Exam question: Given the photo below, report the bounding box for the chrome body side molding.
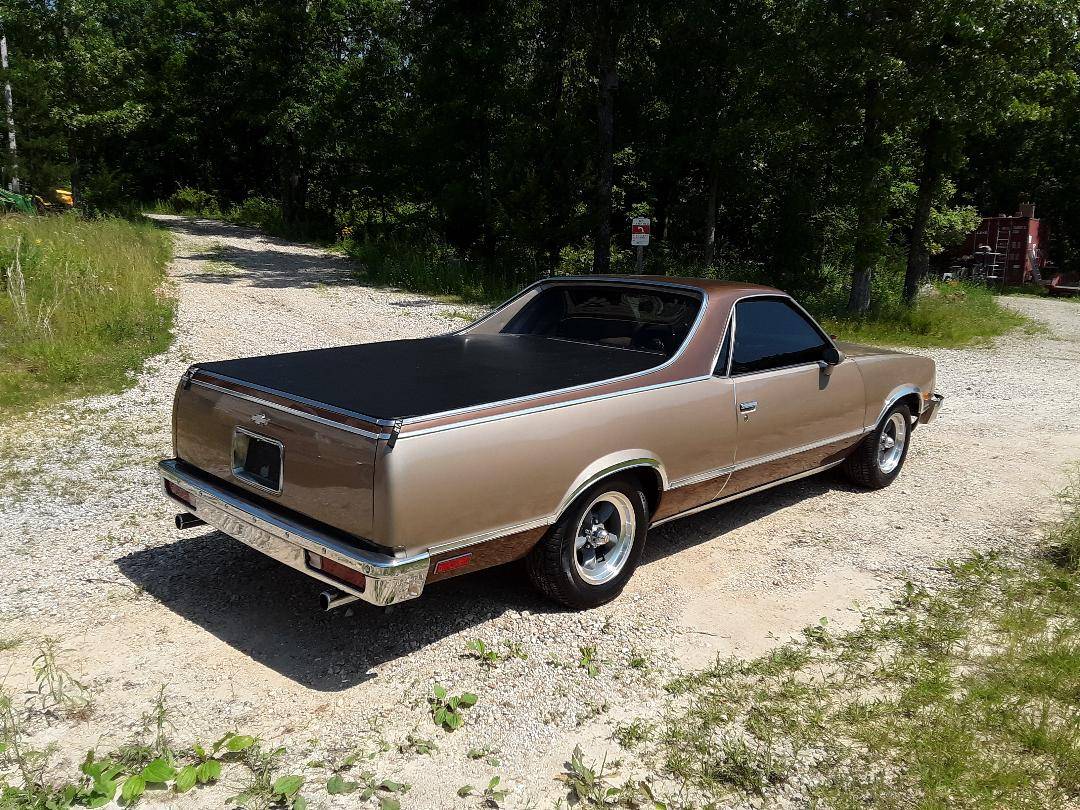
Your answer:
[653,460,845,527]
[667,428,864,489]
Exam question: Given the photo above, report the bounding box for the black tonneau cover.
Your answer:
[198,334,665,421]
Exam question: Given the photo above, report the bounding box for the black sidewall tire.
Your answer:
[528,477,649,609]
[844,403,913,489]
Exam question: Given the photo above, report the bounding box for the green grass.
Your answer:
[821,282,1032,348]
[0,214,174,417]
[653,474,1080,809]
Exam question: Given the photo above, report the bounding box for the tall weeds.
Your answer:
[0,214,174,416]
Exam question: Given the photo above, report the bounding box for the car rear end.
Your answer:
[160,367,430,607]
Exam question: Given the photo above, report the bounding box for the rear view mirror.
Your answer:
[823,346,844,365]
[819,346,845,375]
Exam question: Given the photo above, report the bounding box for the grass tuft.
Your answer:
[822,283,1031,348]
[652,475,1080,808]
[0,214,173,418]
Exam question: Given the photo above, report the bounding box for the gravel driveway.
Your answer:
[1,216,1078,808]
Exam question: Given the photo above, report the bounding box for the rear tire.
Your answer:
[843,403,912,489]
[527,476,648,609]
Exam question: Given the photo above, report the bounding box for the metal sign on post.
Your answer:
[631,217,650,246]
[631,217,650,272]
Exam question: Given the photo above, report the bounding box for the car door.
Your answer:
[723,296,864,496]
[651,323,738,522]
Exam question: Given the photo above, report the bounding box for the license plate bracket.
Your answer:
[231,428,283,494]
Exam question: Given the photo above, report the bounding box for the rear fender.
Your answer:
[556,451,668,518]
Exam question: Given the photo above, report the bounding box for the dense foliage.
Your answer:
[2,0,1078,310]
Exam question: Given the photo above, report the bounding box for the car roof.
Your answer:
[550,275,786,305]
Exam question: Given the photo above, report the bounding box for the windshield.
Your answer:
[499,284,702,358]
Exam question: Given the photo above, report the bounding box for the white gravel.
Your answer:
[1,217,1078,808]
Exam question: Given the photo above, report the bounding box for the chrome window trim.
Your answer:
[708,303,736,377]
[190,380,392,440]
[457,276,708,334]
[231,427,285,495]
[400,278,710,427]
[727,293,840,378]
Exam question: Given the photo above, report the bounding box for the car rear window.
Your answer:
[500,284,702,358]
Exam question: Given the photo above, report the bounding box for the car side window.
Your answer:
[731,298,830,375]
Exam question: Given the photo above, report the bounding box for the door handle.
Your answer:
[739,401,758,413]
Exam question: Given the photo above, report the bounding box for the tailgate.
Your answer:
[173,369,384,540]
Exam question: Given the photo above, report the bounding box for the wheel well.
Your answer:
[625,466,663,516]
[896,392,922,420]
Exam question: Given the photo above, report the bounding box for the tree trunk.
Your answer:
[903,119,946,304]
[592,0,617,274]
[847,79,887,314]
[703,160,720,266]
[536,0,571,273]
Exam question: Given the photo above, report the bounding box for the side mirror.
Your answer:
[819,346,845,375]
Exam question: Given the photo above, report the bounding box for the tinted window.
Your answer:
[502,285,701,358]
[731,298,829,374]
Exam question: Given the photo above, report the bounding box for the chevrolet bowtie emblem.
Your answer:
[250,413,270,426]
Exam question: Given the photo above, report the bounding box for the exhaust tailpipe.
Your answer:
[175,512,206,530]
[320,589,361,612]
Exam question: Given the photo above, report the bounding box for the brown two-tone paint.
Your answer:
[167,275,939,596]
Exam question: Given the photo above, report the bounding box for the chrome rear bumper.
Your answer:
[159,459,429,606]
[919,393,944,424]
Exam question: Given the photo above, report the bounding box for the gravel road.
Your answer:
[1,216,1078,808]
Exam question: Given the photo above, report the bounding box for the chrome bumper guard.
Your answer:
[919,393,944,425]
[159,459,429,607]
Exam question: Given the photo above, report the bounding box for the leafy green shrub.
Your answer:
[80,167,133,215]
[0,214,174,417]
[225,196,284,234]
[342,240,539,304]
[166,187,220,217]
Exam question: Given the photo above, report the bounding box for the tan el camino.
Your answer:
[160,277,943,610]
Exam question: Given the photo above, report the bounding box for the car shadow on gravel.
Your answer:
[641,471,857,567]
[116,471,853,692]
[115,534,560,692]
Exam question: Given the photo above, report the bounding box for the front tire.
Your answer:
[843,403,913,489]
[527,476,649,609]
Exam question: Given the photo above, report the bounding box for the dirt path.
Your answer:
[1,218,1079,808]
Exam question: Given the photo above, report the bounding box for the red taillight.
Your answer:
[309,553,366,591]
[165,479,194,508]
[433,553,471,575]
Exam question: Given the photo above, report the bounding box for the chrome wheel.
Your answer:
[572,491,636,585]
[877,412,908,474]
